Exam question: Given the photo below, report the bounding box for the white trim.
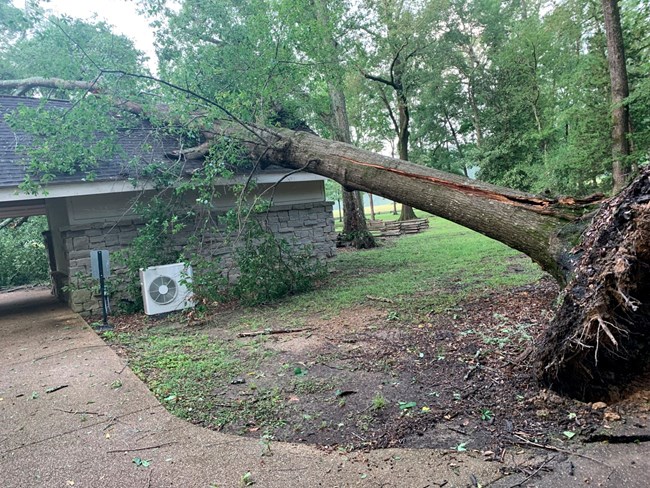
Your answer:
[0,172,325,203]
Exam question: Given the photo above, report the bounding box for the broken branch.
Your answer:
[237,327,310,338]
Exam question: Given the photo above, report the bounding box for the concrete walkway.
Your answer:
[0,288,647,487]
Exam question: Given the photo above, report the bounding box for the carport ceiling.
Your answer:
[0,199,46,219]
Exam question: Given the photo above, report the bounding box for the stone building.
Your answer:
[0,96,336,315]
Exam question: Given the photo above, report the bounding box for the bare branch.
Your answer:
[378,86,399,135]
[361,71,395,88]
[0,78,99,93]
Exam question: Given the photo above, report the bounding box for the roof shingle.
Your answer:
[0,95,184,189]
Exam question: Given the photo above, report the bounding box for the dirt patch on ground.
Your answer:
[107,276,650,457]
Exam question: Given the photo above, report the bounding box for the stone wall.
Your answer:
[60,202,336,315]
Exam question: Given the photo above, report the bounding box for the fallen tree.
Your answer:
[194,123,649,400]
[2,77,648,399]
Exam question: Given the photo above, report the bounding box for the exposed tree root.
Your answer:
[536,167,650,400]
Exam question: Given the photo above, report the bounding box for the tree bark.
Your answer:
[395,85,417,222]
[602,0,632,193]
[4,77,648,400]
[209,124,589,284]
[328,86,374,248]
[314,0,375,250]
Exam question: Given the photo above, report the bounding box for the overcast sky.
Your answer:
[20,0,157,69]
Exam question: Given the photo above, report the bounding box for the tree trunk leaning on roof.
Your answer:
[2,76,648,400]
[212,123,649,401]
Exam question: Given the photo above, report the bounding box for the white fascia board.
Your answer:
[0,180,155,202]
[0,172,325,203]
[212,172,326,185]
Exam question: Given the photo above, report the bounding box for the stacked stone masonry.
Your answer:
[61,202,336,315]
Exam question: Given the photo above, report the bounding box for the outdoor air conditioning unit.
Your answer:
[139,263,195,315]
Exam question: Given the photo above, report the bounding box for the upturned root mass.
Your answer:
[536,168,650,400]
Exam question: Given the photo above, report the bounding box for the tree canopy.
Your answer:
[3,0,647,196]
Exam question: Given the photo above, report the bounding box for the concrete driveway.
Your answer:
[0,288,647,487]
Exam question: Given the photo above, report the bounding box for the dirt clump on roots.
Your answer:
[536,168,650,401]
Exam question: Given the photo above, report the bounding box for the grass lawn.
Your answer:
[274,216,544,319]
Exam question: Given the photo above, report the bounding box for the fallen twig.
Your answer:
[464,364,481,381]
[238,327,310,337]
[107,441,176,454]
[366,295,394,303]
[45,384,68,394]
[507,455,555,488]
[511,434,610,466]
[446,426,468,436]
[116,362,129,375]
[54,407,104,416]
[0,405,163,456]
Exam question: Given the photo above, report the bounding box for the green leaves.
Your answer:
[1,15,147,86]
[6,98,137,194]
[0,216,49,289]
[132,457,151,467]
[398,401,417,411]
[563,431,576,440]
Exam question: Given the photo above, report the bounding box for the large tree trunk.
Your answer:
[315,0,375,250]
[231,125,587,284]
[328,86,375,249]
[602,0,632,193]
[3,77,648,400]
[246,127,648,399]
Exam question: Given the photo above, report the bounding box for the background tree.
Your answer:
[623,0,650,161]
[602,0,633,192]
[277,0,375,247]
[0,14,148,98]
[356,0,443,221]
[0,216,49,289]
[142,0,376,247]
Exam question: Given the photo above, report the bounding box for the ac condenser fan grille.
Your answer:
[148,275,178,305]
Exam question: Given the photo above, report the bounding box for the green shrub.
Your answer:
[232,220,327,306]
[114,203,325,312]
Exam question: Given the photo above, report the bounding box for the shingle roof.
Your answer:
[0,95,187,189]
[0,96,321,195]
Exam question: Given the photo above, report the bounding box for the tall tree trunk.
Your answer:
[602,0,632,193]
[329,86,375,249]
[468,85,483,148]
[396,89,417,221]
[314,0,375,249]
[368,193,376,220]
